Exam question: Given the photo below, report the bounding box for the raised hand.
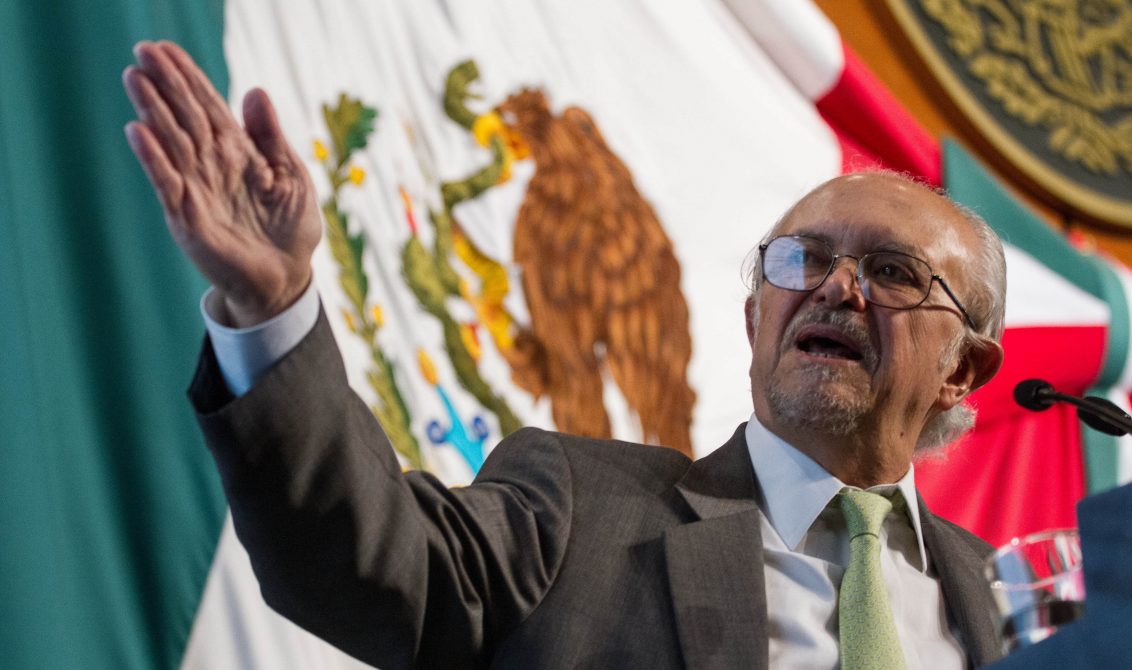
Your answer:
[123,41,321,327]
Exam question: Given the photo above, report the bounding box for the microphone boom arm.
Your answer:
[1014,378,1132,437]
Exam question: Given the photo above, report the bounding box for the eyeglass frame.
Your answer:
[756,235,977,330]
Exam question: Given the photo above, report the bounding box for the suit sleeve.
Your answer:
[189,309,572,669]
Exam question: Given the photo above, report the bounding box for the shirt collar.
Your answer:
[744,414,928,572]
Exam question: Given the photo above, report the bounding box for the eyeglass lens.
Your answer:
[762,236,933,309]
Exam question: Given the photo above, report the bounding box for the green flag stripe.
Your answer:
[1084,255,1129,492]
[0,1,229,667]
[1085,256,1131,391]
[942,139,1104,301]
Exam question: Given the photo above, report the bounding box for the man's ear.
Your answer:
[744,295,756,346]
[936,337,1004,410]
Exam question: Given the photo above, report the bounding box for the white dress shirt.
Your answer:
[746,418,966,668]
[202,286,967,667]
[201,283,320,396]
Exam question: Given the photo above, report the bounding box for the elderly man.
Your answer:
[125,40,1006,669]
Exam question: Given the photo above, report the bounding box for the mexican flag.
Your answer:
[3,0,1126,667]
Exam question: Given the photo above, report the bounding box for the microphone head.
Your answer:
[1078,397,1131,436]
[1014,379,1055,411]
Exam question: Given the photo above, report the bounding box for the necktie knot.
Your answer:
[839,488,892,539]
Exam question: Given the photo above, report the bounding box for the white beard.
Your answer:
[766,360,874,437]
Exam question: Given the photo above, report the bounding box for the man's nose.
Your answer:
[812,256,867,310]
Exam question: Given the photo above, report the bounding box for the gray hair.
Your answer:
[917,199,1005,452]
[744,173,1007,452]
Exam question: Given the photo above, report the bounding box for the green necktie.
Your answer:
[838,488,906,670]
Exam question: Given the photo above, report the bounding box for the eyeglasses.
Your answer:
[758,235,976,329]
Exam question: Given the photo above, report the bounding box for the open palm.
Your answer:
[123,41,320,327]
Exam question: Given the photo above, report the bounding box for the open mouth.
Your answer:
[794,326,864,361]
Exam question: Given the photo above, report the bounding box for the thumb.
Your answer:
[243,88,294,167]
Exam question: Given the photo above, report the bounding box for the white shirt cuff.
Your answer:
[200,282,321,396]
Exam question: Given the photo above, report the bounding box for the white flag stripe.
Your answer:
[718,0,843,99]
[1001,245,1109,328]
[189,1,841,666]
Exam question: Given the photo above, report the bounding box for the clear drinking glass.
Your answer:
[985,529,1085,654]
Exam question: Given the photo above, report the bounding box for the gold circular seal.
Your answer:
[884,0,1132,227]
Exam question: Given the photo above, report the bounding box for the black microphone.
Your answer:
[1013,378,1056,411]
[1077,397,1132,437]
[1013,378,1132,436]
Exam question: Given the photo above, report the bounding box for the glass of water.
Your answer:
[985,529,1085,654]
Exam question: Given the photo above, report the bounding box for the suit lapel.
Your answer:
[667,425,768,670]
[918,500,1002,667]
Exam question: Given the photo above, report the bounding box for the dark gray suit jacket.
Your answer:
[190,312,1002,669]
